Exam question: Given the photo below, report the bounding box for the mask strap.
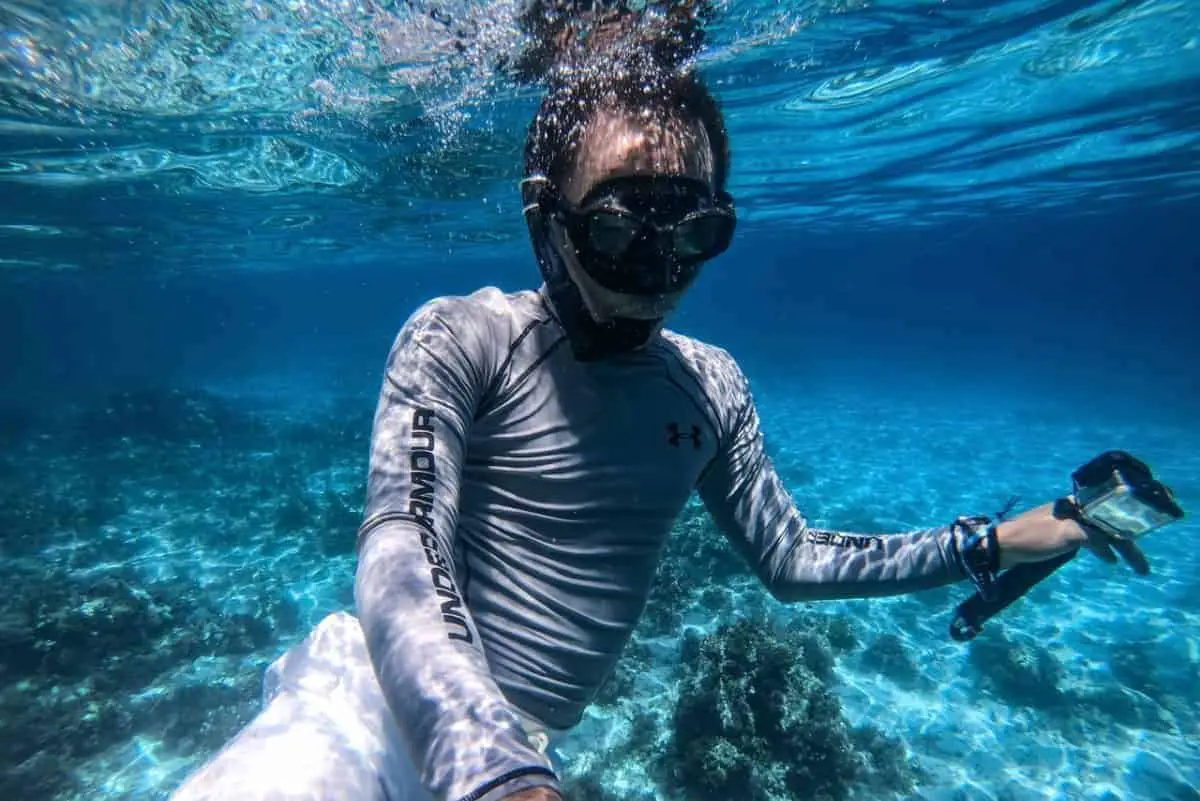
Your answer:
[520,175,551,217]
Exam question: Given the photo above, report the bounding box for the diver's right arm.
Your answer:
[354,298,561,801]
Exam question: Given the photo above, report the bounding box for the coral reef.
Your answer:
[0,387,368,800]
[968,628,1065,709]
[668,618,915,801]
[862,633,923,689]
[0,561,297,801]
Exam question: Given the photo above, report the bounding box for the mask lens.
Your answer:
[673,212,733,259]
[585,211,640,257]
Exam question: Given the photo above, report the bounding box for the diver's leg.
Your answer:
[169,611,430,801]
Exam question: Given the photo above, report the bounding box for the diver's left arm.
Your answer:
[696,358,1095,602]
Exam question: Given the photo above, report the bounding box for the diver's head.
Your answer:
[522,61,734,360]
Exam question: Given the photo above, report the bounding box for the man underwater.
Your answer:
[170,4,1149,801]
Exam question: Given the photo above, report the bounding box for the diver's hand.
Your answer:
[994,501,1150,575]
[506,788,564,801]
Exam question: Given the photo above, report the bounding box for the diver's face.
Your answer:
[549,111,720,324]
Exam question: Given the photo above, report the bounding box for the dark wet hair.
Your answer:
[517,2,730,193]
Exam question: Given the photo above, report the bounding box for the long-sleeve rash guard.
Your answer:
[354,286,976,801]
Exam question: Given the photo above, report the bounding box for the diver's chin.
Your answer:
[588,303,671,325]
[575,274,683,326]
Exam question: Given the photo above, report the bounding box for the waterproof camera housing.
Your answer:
[1073,450,1184,540]
[950,449,1185,641]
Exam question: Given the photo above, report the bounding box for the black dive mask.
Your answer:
[539,175,736,296]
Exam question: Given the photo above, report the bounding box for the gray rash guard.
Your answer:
[354,286,976,801]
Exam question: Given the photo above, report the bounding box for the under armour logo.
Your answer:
[666,422,702,448]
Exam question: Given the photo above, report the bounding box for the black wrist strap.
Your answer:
[954,516,1000,603]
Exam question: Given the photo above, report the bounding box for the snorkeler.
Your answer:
[169,4,1155,801]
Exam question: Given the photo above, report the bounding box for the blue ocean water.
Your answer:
[1,1,1198,800]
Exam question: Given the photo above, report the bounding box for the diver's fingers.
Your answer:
[1080,525,1119,564]
[1110,537,1151,576]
